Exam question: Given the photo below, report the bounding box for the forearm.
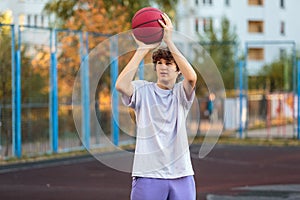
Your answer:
[115,48,149,97]
[166,41,197,86]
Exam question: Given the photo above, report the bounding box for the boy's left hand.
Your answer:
[158,13,173,44]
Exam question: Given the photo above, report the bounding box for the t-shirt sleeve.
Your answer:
[120,80,146,109]
[179,82,195,110]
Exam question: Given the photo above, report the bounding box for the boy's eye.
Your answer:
[157,61,162,64]
[166,62,172,65]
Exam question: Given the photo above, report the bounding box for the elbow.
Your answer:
[192,72,197,83]
[115,81,122,93]
[115,78,123,92]
[115,81,133,97]
[188,73,197,88]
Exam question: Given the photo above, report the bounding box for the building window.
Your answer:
[225,0,230,6]
[195,0,199,6]
[203,18,212,32]
[248,20,264,33]
[195,18,199,33]
[34,15,38,26]
[248,48,264,60]
[27,15,31,26]
[203,0,213,5]
[41,15,44,27]
[248,0,264,6]
[280,0,285,8]
[280,21,285,35]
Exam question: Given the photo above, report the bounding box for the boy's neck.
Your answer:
[156,82,174,90]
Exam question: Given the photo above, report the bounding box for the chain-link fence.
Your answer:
[0,24,299,160]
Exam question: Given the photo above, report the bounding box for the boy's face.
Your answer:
[155,58,180,84]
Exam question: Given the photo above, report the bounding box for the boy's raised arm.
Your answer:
[116,35,160,97]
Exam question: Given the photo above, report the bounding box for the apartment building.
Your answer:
[1,0,299,74]
[0,0,50,27]
[0,0,52,46]
[176,0,300,74]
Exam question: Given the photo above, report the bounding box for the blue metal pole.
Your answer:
[139,60,144,80]
[239,60,244,139]
[80,32,90,149]
[297,60,300,140]
[12,26,22,158]
[15,48,22,158]
[50,29,58,153]
[110,36,119,146]
[292,43,297,137]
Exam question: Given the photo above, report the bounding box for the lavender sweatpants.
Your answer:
[130,176,196,200]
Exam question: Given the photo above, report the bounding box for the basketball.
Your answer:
[132,7,164,44]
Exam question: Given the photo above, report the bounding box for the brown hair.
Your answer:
[152,47,179,71]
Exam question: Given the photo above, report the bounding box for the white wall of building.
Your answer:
[2,0,299,73]
[0,0,51,45]
[0,0,50,27]
[176,0,300,75]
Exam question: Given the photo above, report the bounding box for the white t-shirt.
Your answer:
[122,80,195,179]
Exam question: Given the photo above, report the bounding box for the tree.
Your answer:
[0,11,13,157]
[253,55,293,92]
[42,0,179,135]
[50,0,132,104]
[198,16,238,92]
[0,12,48,156]
[43,0,178,28]
[42,0,180,98]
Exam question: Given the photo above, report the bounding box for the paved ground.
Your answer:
[0,144,300,200]
[191,145,300,199]
[207,184,300,200]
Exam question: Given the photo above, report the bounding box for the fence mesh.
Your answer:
[0,25,13,158]
[0,25,299,159]
[20,27,50,156]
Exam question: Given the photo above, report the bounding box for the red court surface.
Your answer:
[0,144,300,200]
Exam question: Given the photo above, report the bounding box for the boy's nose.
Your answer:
[160,64,168,69]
